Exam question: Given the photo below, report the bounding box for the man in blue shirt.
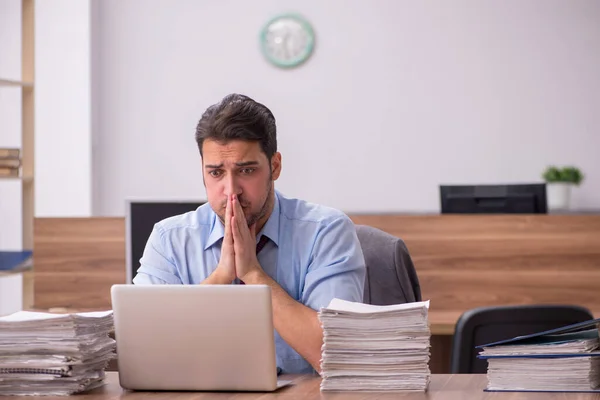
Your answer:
[133,93,366,374]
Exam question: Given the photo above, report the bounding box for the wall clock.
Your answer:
[260,13,315,68]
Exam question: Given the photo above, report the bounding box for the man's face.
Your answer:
[202,139,281,227]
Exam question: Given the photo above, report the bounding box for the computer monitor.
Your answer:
[125,200,204,283]
[439,183,547,214]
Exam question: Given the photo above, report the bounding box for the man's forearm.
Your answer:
[243,270,323,373]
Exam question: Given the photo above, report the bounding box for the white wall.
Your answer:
[0,0,24,250]
[93,1,600,215]
[35,0,92,217]
[0,0,21,81]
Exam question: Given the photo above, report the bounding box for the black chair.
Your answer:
[354,224,422,305]
[450,304,594,374]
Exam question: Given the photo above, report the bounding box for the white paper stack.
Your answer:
[479,322,600,392]
[484,355,600,392]
[0,310,116,396]
[318,299,431,392]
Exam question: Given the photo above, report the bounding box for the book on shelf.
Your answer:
[0,159,21,169]
[0,251,33,272]
[0,148,20,159]
[0,167,20,178]
[477,317,600,393]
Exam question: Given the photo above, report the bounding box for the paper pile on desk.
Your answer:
[318,299,431,391]
[0,310,116,395]
[478,318,600,392]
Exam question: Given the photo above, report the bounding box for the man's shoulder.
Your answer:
[153,203,214,235]
[277,192,350,226]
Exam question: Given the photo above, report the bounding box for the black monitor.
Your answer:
[439,183,547,214]
[126,200,205,283]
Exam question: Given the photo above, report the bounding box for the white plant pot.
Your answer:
[546,183,572,211]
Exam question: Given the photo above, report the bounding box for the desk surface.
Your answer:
[10,372,597,400]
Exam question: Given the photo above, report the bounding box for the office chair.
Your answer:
[450,304,594,374]
[354,224,422,305]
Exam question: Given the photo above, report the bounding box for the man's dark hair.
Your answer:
[195,93,277,160]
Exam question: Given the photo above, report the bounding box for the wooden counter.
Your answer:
[350,214,600,317]
[33,215,600,328]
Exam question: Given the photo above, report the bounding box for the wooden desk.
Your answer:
[14,372,597,400]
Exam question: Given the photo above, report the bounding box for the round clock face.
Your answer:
[260,14,315,68]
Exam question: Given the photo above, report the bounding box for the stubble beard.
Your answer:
[245,183,272,227]
[217,179,274,228]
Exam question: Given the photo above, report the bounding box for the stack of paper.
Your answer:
[318,299,431,391]
[478,318,600,393]
[0,310,116,395]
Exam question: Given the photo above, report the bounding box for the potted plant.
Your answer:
[542,166,584,211]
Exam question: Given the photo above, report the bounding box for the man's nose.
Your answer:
[224,176,242,197]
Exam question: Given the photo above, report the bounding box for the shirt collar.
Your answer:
[204,212,225,251]
[204,191,281,250]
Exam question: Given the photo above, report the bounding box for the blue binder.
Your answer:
[476,317,600,350]
[0,250,33,271]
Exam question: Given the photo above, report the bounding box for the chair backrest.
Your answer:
[354,224,422,305]
[450,304,594,374]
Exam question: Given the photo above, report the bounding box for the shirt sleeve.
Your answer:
[132,225,183,285]
[301,215,366,310]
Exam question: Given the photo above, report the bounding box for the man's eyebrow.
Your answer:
[235,161,259,167]
[204,161,259,169]
[204,163,223,169]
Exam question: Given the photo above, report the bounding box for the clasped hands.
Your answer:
[213,194,265,284]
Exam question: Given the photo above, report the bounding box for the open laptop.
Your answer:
[111,284,282,391]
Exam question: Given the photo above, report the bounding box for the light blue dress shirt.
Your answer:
[133,190,366,374]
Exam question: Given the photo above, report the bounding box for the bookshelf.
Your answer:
[0,0,35,312]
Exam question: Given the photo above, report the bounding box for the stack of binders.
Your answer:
[0,148,21,178]
[478,318,600,393]
[0,310,116,395]
[318,299,431,391]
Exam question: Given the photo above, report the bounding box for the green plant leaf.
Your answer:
[542,165,584,185]
[542,166,562,182]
